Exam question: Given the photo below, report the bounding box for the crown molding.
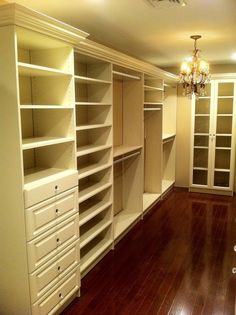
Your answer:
[0,3,89,45]
[76,39,178,83]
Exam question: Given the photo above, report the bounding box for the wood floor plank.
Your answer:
[62,189,236,315]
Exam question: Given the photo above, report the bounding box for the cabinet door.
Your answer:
[212,81,236,190]
[191,84,212,187]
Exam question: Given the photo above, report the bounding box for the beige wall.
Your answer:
[166,64,236,191]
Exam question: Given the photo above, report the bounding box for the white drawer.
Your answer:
[32,267,80,315]
[29,240,80,303]
[24,170,78,208]
[26,188,78,241]
[28,214,79,273]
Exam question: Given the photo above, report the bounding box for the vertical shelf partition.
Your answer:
[74,52,113,276]
[162,84,177,194]
[113,65,143,241]
[143,75,163,212]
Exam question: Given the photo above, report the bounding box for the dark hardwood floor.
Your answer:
[62,189,236,315]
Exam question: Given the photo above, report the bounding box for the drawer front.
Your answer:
[32,267,80,315]
[28,214,79,273]
[30,241,80,303]
[26,188,78,241]
[24,170,78,208]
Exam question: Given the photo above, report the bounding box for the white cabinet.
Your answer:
[190,80,236,194]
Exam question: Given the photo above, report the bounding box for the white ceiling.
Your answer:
[7,0,236,67]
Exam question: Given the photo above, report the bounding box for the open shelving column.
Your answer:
[113,65,143,242]
[162,84,177,195]
[74,52,113,277]
[143,76,163,212]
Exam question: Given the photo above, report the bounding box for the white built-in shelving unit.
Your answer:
[162,84,177,195]
[74,52,113,276]
[113,66,143,241]
[143,76,163,212]
[0,4,178,314]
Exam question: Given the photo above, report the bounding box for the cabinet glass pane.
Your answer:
[193,170,207,185]
[218,83,234,96]
[194,148,208,168]
[216,136,231,148]
[215,149,231,169]
[214,171,229,187]
[195,99,210,114]
[217,98,233,114]
[216,116,232,134]
[194,116,210,133]
[194,135,209,147]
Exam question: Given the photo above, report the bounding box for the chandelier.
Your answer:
[179,35,210,98]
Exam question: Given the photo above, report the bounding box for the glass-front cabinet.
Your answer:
[190,80,236,194]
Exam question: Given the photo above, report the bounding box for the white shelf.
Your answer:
[80,199,112,227]
[20,105,74,109]
[144,102,163,105]
[76,124,112,131]
[24,168,76,187]
[194,146,208,149]
[112,70,140,81]
[113,145,142,158]
[80,238,113,274]
[79,181,112,203]
[18,62,71,77]
[78,162,112,180]
[114,211,141,240]
[144,108,161,112]
[215,147,231,150]
[80,220,112,249]
[144,85,163,91]
[193,167,208,170]
[214,168,230,172]
[162,179,174,194]
[76,144,112,157]
[162,133,176,143]
[22,136,74,150]
[74,75,111,85]
[75,102,111,106]
[143,193,161,212]
[194,133,209,136]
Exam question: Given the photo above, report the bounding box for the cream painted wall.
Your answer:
[165,64,236,191]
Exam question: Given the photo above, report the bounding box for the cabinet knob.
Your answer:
[58,266,61,271]
[56,208,59,214]
[59,293,63,299]
[232,268,236,274]
[57,238,60,243]
[234,245,236,252]
[55,185,58,190]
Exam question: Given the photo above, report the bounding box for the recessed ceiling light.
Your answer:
[231,53,236,60]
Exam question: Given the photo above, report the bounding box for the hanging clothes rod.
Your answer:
[114,151,140,164]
